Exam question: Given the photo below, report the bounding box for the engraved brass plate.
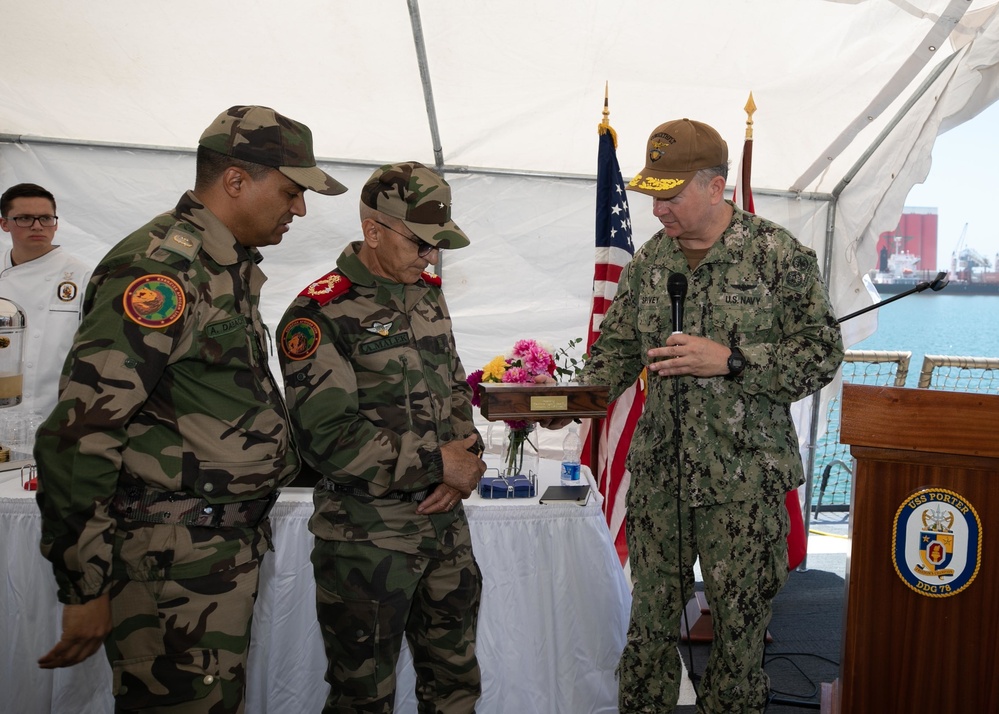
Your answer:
[530,395,568,411]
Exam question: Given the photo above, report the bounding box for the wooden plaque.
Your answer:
[477,382,609,421]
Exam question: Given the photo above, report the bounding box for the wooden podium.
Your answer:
[822,384,999,714]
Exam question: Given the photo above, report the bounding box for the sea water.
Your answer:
[810,292,999,510]
[848,293,999,384]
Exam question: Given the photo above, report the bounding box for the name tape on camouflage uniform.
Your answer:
[123,274,186,328]
[281,318,322,361]
[892,487,982,598]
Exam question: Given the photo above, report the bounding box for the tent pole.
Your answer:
[831,49,960,200]
[406,0,448,275]
[798,197,839,572]
[406,0,445,176]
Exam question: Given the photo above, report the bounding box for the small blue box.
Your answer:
[478,474,537,499]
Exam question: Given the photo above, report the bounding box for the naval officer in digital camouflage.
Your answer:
[279,161,485,713]
[581,118,843,713]
[34,105,347,714]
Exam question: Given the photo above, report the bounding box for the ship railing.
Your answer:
[811,351,999,518]
[917,355,999,391]
[811,350,911,518]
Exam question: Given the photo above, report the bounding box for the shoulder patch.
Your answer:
[421,271,442,287]
[300,271,352,306]
[281,318,322,361]
[123,274,186,328]
[157,226,203,262]
[783,249,816,295]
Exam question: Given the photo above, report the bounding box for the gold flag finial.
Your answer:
[599,81,618,147]
[744,91,757,140]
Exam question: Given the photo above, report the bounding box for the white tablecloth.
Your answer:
[0,458,630,713]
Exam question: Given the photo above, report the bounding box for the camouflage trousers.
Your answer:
[311,531,482,714]
[620,490,789,714]
[104,559,261,714]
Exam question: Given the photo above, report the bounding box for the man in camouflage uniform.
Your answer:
[581,119,844,713]
[34,105,347,713]
[279,161,485,713]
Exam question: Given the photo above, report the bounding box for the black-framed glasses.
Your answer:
[374,220,438,258]
[5,214,58,228]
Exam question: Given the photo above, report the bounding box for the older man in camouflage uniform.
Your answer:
[279,161,485,713]
[581,119,843,713]
[34,105,346,713]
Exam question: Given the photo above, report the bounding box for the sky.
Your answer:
[904,99,999,270]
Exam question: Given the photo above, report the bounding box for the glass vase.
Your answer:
[501,422,539,478]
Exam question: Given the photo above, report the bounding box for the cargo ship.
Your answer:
[871,242,999,295]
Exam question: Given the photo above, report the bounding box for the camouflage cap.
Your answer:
[199,105,347,196]
[627,118,728,199]
[360,161,469,249]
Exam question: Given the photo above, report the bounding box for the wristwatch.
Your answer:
[726,347,747,378]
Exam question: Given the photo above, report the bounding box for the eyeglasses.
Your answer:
[374,220,438,258]
[5,214,58,228]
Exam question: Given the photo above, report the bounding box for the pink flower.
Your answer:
[511,339,540,357]
[502,366,532,384]
[521,344,552,375]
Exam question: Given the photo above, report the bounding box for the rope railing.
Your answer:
[811,350,911,516]
[917,355,999,392]
[812,351,998,518]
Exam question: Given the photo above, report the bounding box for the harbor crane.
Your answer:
[949,223,991,279]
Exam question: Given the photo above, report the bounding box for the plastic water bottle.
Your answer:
[560,425,582,486]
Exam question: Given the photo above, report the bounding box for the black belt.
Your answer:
[110,486,278,528]
[319,477,432,503]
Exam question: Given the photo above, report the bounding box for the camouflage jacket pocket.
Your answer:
[637,305,669,353]
[196,457,285,504]
[112,647,241,708]
[710,295,774,345]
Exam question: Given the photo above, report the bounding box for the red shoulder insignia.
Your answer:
[300,271,351,306]
[421,271,442,287]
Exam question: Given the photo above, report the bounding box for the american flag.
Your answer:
[582,121,643,567]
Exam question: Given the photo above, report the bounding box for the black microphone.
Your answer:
[667,273,687,334]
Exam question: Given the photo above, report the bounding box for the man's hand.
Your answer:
[416,483,464,515]
[38,593,111,669]
[416,435,485,515]
[647,333,730,378]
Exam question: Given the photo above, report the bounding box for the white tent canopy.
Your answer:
[3,0,999,401]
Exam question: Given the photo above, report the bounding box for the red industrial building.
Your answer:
[875,207,938,277]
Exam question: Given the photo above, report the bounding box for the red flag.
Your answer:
[732,92,757,214]
[582,101,642,567]
[734,92,806,569]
